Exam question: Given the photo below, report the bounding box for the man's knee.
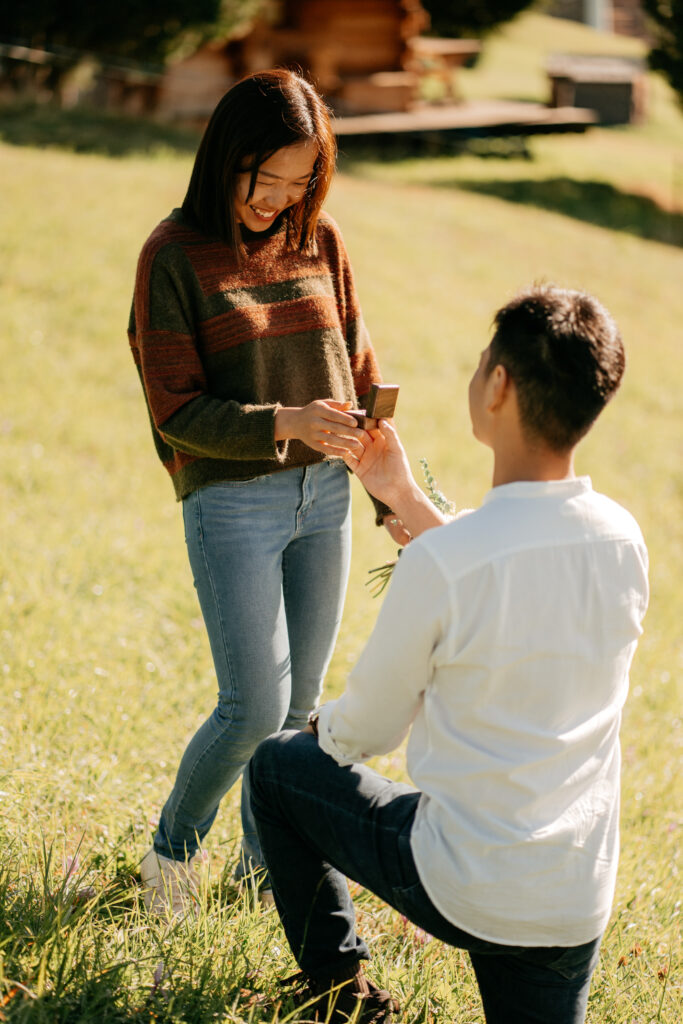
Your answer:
[249,729,300,797]
[252,728,291,764]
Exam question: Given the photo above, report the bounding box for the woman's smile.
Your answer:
[250,205,279,222]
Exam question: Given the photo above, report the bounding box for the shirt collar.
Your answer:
[482,476,593,505]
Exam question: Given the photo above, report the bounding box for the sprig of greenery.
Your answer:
[418,457,457,517]
[366,552,402,597]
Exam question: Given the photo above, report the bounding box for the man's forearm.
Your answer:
[313,539,443,766]
[389,480,448,537]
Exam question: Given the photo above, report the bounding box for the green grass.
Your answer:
[1,10,682,1022]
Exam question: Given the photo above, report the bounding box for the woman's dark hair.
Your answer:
[182,68,336,257]
[488,284,625,451]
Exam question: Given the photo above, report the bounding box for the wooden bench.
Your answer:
[406,36,481,102]
[546,53,647,124]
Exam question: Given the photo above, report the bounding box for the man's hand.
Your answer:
[342,420,413,508]
[344,420,448,540]
[382,514,412,547]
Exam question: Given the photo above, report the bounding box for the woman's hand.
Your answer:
[275,400,365,456]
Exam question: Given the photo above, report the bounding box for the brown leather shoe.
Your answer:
[291,962,399,1023]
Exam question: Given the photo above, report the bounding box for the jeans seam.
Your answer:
[170,491,242,822]
[194,487,238,725]
[170,733,247,830]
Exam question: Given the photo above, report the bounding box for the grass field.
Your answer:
[0,10,681,1023]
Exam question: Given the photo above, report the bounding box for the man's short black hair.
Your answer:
[488,285,625,451]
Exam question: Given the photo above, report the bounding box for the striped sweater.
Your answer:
[128,208,389,520]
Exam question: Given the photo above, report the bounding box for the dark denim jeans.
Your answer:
[249,730,603,1024]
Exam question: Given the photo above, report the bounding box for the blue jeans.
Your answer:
[153,461,351,866]
[249,731,603,1024]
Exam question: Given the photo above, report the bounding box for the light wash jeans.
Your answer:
[153,460,351,871]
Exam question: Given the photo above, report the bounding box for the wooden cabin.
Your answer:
[548,0,648,38]
[157,0,434,120]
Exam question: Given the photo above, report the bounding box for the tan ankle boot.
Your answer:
[139,848,205,921]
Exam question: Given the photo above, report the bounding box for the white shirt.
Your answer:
[318,477,648,946]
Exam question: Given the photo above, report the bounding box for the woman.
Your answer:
[128,69,406,917]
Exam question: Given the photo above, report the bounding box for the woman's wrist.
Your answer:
[274,406,299,442]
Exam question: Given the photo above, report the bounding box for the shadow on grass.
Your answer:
[456,177,683,248]
[0,102,200,157]
[339,135,682,248]
[5,104,680,247]
[337,134,533,165]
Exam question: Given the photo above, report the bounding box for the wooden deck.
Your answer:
[333,99,596,141]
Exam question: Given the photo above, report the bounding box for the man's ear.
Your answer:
[485,364,511,413]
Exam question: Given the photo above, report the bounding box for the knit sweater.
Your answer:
[128,208,390,521]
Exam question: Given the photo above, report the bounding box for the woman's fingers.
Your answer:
[320,399,363,429]
[308,401,366,452]
[296,400,393,455]
[316,426,365,454]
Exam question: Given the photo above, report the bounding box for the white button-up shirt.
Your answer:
[318,477,648,946]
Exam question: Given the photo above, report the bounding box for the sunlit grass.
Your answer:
[1,11,681,1022]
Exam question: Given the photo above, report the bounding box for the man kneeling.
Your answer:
[249,285,649,1024]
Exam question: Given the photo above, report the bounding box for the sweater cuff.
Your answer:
[245,405,288,462]
[372,496,394,526]
[158,399,288,464]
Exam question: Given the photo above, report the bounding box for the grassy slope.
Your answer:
[0,10,681,1022]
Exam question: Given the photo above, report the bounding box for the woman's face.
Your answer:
[234,139,318,232]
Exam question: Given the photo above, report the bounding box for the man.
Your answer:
[249,285,649,1024]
